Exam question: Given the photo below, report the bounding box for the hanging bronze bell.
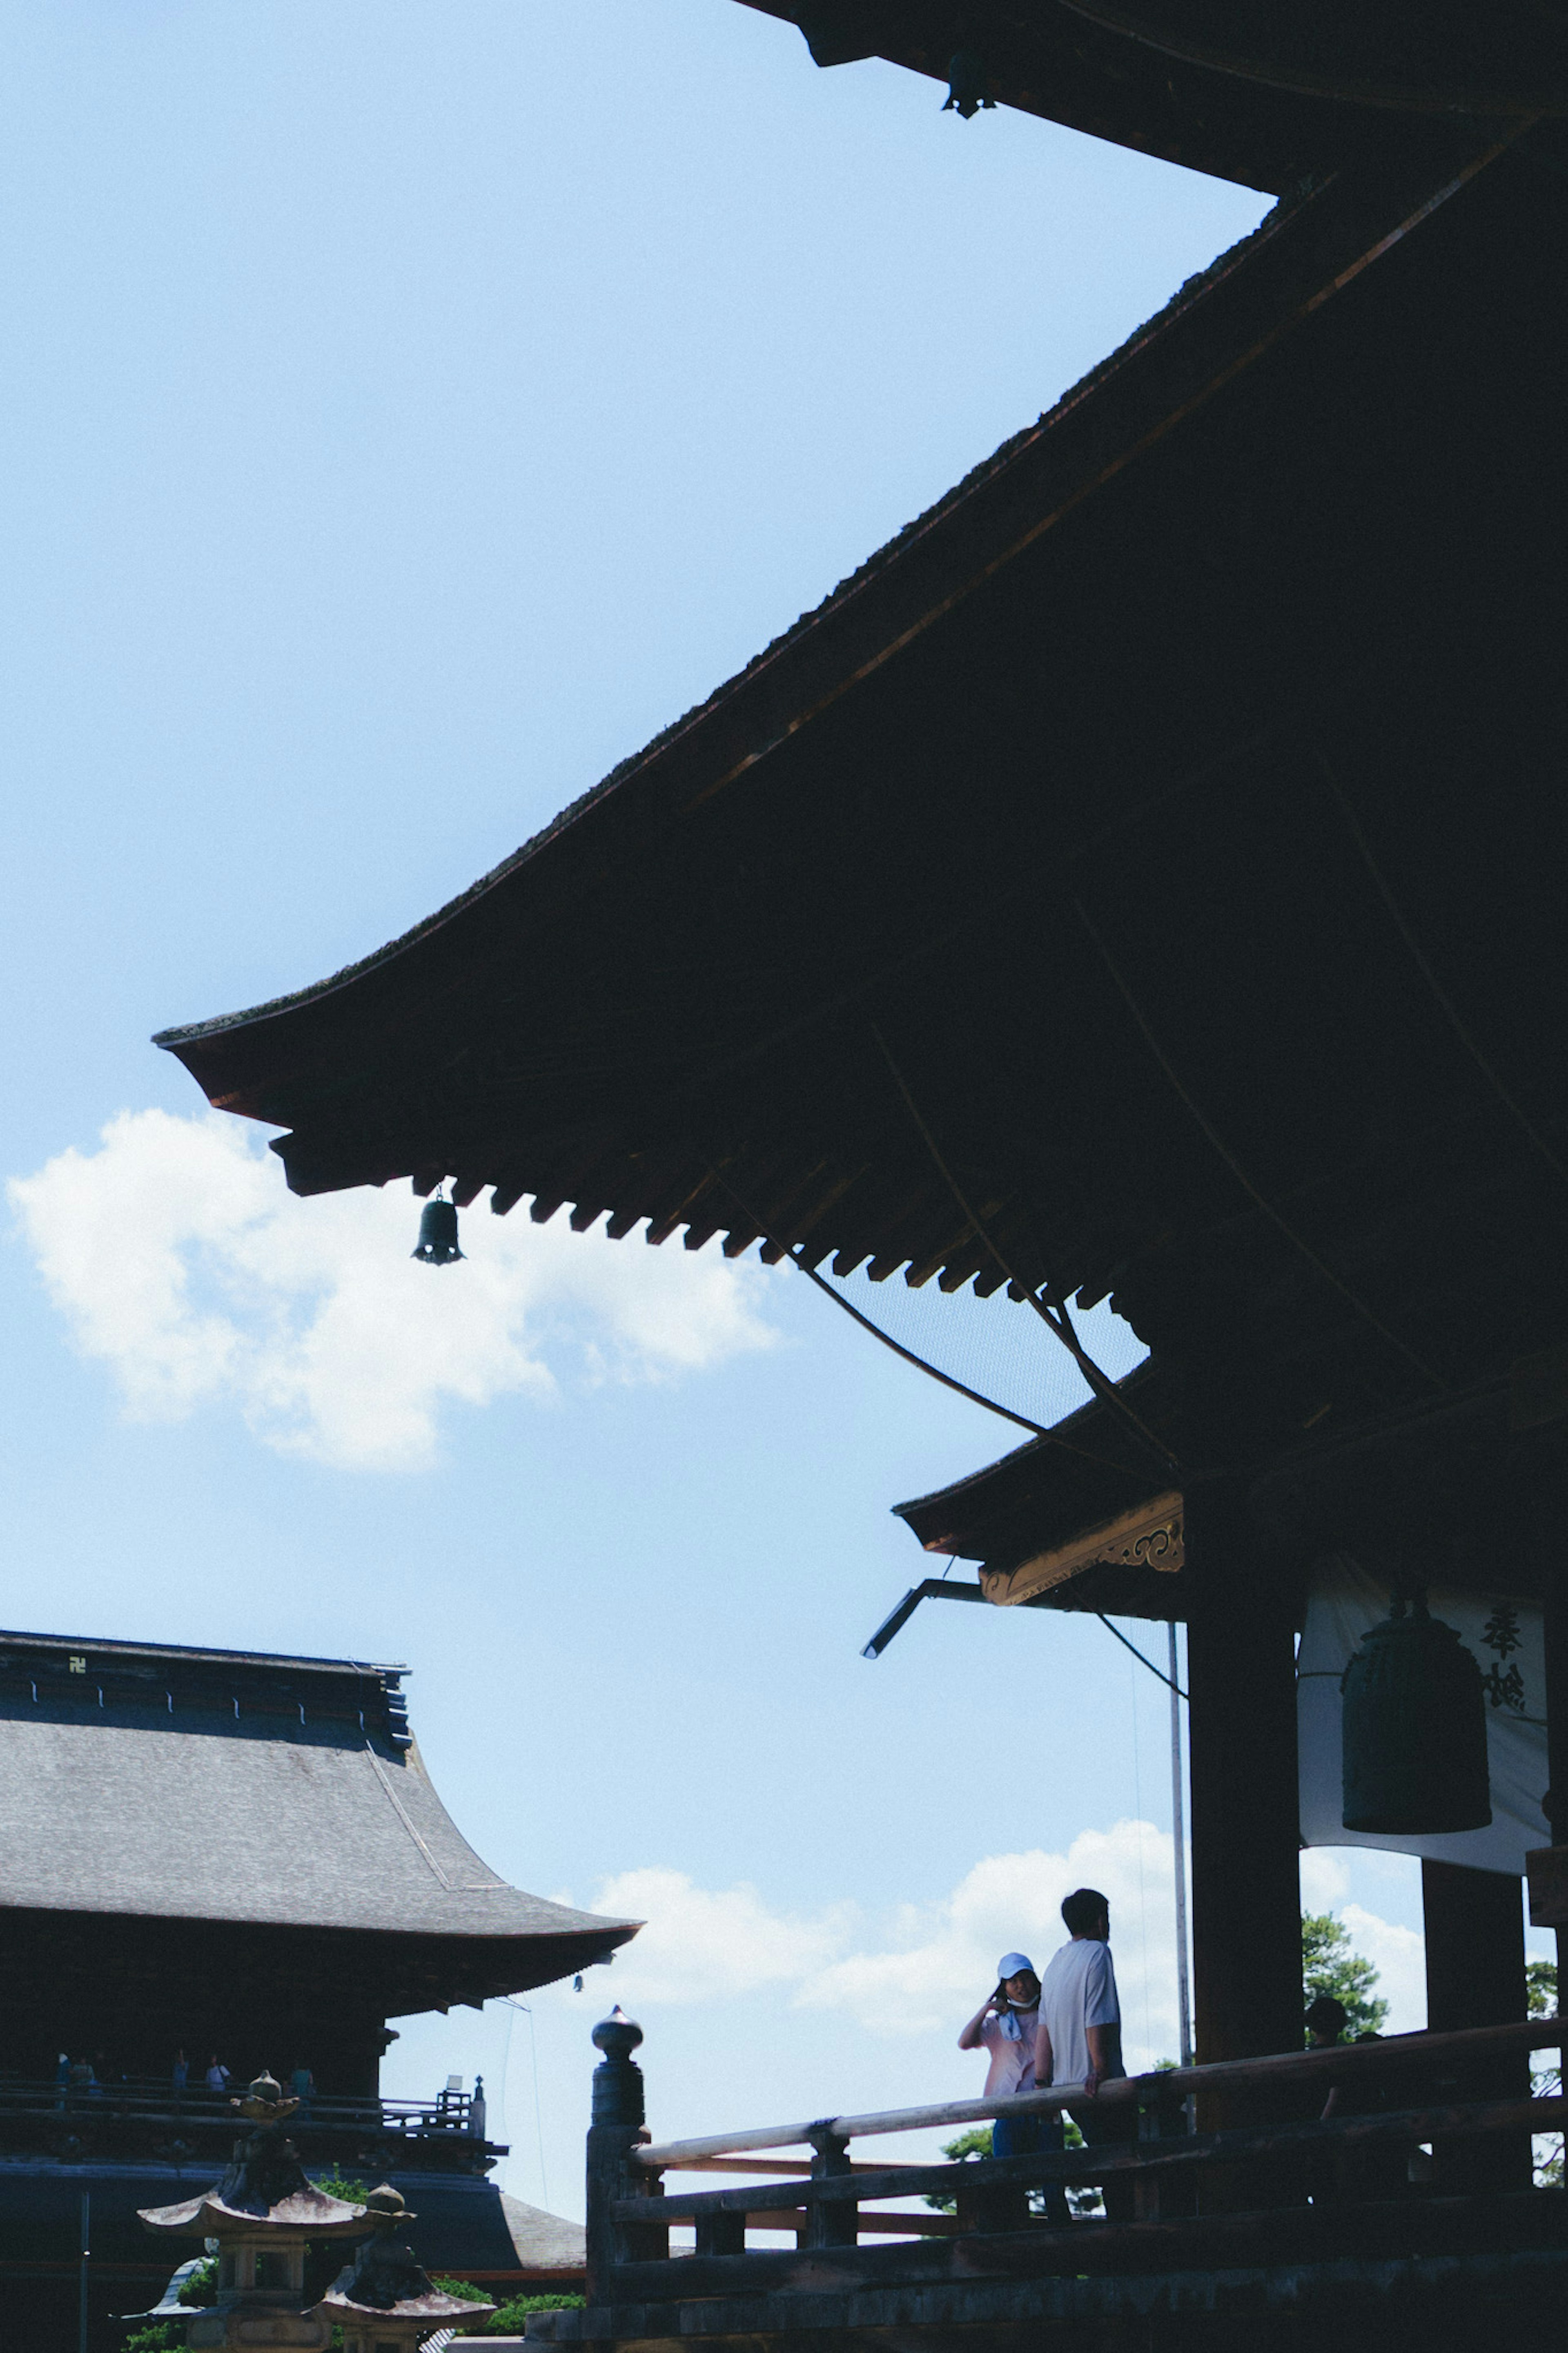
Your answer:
[411,1196,464,1265]
[1341,1594,1491,1834]
[942,50,996,119]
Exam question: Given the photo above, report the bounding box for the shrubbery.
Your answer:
[431,2278,587,2332]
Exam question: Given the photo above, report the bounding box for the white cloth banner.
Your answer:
[1297,1555,1549,1874]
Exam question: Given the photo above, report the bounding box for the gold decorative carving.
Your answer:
[980,1490,1185,1607]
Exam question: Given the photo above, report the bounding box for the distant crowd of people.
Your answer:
[52,2051,316,2103]
[171,2053,318,2104]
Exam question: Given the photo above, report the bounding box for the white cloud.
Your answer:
[574,1838,1434,2076]
[1301,1853,1426,2032]
[1337,1902,1425,2034]
[575,1826,1185,2075]
[795,1823,1184,2072]
[584,1868,855,2007]
[8,1109,777,1470]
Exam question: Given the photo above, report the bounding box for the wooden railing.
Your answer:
[581,2013,1566,2307]
[0,2075,499,2168]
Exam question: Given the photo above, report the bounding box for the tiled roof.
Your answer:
[0,1629,635,1956]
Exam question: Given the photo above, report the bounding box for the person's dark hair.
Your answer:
[1305,1995,1348,2036]
[1061,1887,1109,1937]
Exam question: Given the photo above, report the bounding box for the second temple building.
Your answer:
[0,1626,635,2342]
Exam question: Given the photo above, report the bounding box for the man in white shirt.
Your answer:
[1033,1886,1133,2221]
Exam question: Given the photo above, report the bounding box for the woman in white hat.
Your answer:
[958,1954,1067,2219]
[959,1954,1041,2143]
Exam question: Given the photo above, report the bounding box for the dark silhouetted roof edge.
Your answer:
[153,183,1305,1053]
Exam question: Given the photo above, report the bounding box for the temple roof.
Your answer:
[892,1363,1566,1621]
[0,1629,635,1978]
[735,4,1568,194]
[154,138,1568,1488]
[498,2194,586,2274]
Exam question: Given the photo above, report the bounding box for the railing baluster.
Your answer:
[693,2209,747,2256]
[585,2010,658,2299]
[1134,2074,1189,2221]
[805,2125,857,2248]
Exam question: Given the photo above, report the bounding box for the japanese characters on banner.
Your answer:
[1297,1554,1550,1873]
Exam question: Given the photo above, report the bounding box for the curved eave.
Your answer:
[892,1368,1172,1568]
[321,2289,497,2322]
[139,2189,369,2238]
[150,173,1327,1113]
[734,2,1566,194]
[150,139,1568,1462]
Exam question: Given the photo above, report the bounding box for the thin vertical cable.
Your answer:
[1170,1622,1193,2069]
[526,2003,550,2212]
[1129,1645,1152,2058]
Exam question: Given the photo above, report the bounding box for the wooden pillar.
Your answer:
[1184,1477,1303,2071]
[1422,1860,1529,2193]
[1545,1560,1568,1985]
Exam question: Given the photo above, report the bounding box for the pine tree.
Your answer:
[1301,1911,1389,2039]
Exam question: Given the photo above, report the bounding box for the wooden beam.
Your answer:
[619,2094,1567,2223]
[602,2156,1568,2304]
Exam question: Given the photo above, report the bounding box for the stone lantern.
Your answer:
[139,2073,370,2348]
[315,2184,496,2349]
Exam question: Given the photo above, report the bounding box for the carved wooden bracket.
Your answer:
[980,1490,1184,1606]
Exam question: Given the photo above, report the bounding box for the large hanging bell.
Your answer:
[412,1196,464,1265]
[1341,1594,1490,1834]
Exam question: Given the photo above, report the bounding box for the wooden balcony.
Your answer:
[0,2076,503,2176]
[527,2015,1568,2353]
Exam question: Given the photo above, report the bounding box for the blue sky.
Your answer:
[3,0,1491,2220]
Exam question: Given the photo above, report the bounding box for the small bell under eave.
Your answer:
[1341,1592,1491,1835]
[411,1194,464,1265]
[942,50,996,119]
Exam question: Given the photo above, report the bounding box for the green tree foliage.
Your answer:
[1301,1911,1389,2040]
[488,2291,588,2330]
[1527,1959,1561,2189]
[176,2256,217,2306]
[307,2170,370,2204]
[430,2273,492,2303]
[1527,1958,1557,2019]
[429,2276,586,2332]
